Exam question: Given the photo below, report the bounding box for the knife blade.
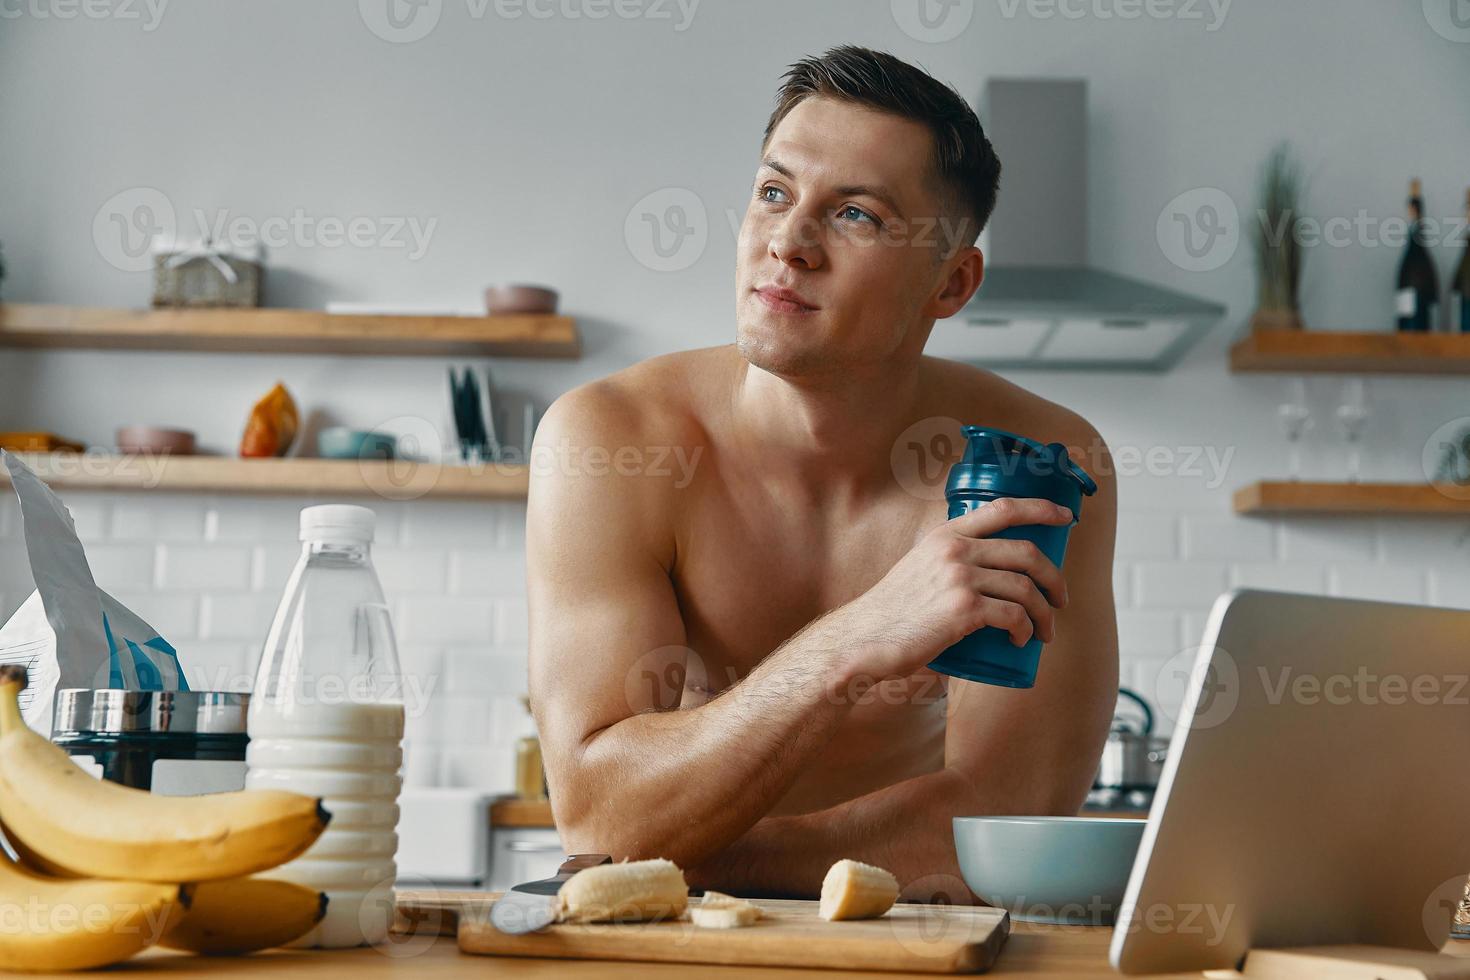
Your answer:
[489,853,611,935]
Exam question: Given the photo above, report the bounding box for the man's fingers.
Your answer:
[970,568,1055,642]
[965,537,1069,607]
[948,497,1074,539]
[974,596,1034,648]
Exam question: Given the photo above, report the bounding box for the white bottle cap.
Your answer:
[300,504,377,543]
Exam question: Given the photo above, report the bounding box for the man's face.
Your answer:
[736,96,963,378]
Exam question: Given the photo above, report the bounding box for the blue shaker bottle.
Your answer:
[928,426,1098,689]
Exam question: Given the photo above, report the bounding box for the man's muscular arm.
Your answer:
[687,429,1119,899]
[528,384,872,866]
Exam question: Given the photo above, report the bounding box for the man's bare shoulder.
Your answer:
[921,355,1111,466]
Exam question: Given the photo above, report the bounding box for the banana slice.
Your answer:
[818,859,899,921]
[556,858,688,924]
[689,890,761,929]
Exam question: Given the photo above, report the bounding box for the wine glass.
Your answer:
[1278,378,1313,480]
[1335,379,1370,483]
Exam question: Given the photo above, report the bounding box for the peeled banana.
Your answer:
[555,858,688,924]
[689,890,761,929]
[0,666,330,882]
[0,845,188,972]
[159,876,327,955]
[818,859,899,921]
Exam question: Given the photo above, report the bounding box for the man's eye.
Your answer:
[759,185,788,204]
[838,205,877,225]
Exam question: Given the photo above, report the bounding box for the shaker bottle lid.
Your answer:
[948,426,1099,501]
[300,504,377,543]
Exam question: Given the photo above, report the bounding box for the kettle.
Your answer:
[1093,688,1168,803]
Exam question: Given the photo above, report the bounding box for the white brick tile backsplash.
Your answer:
[401,502,497,548]
[497,504,527,551]
[0,497,15,538]
[491,696,537,742]
[156,545,253,591]
[1229,563,1326,595]
[444,649,527,696]
[177,641,255,691]
[495,597,529,645]
[374,547,449,596]
[1375,518,1470,566]
[58,496,108,542]
[1114,512,1177,560]
[1112,563,1133,608]
[438,696,493,745]
[449,549,526,596]
[111,496,206,541]
[1279,518,1375,563]
[1180,515,1275,561]
[398,596,495,644]
[1327,565,1426,604]
[440,745,514,792]
[111,592,200,641]
[204,498,306,544]
[252,545,302,594]
[1133,563,1228,609]
[201,593,279,641]
[1116,610,1183,658]
[0,542,33,593]
[82,544,157,593]
[1427,568,1470,609]
[401,738,439,788]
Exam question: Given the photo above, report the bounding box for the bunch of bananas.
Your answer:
[0,665,333,971]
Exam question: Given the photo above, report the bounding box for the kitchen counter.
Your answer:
[86,921,1205,978]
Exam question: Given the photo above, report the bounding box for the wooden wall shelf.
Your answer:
[1233,480,1470,516]
[1230,329,1470,375]
[0,303,580,358]
[1,453,529,501]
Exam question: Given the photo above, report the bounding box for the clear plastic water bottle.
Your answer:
[246,504,405,948]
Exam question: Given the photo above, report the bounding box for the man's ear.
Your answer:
[923,246,984,320]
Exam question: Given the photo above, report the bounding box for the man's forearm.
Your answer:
[685,767,1055,901]
[553,609,869,867]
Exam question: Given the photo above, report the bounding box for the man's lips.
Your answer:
[754,285,820,314]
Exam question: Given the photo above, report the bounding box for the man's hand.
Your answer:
[833,497,1074,682]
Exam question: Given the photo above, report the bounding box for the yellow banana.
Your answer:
[555,858,688,923]
[0,844,187,972]
[160,876,327,955]
[0,666,329,882]
[818,859,899,921]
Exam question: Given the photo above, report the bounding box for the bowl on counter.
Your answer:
[115,426,196,456]
[317,427,396,461]
[953,816,1146,925]
[484,283,559,315]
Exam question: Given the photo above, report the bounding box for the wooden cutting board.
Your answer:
[394,891,1009,974]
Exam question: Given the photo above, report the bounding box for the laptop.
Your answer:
[1111,589,1470,974]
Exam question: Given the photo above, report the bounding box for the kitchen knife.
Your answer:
[489,853,611,935]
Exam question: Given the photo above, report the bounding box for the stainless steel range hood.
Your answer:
[927,79,1225,371]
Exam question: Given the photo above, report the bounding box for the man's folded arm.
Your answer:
[527,387,867,867]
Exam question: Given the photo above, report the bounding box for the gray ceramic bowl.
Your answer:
[953,816,1146,925]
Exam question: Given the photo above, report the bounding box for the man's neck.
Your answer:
[728,352,927,498]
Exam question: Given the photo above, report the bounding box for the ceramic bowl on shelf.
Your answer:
[484,284,559,315]
[317,427,396,461]
[115,426,196,456]
[953,815,1146,925]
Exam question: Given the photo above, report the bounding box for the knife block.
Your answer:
[1202,945,1470,979]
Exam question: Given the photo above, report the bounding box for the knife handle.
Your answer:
[557,853,612,878]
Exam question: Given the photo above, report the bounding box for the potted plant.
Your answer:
[1250,143,1308,331]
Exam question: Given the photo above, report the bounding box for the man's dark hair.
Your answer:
[762,45,1001,250]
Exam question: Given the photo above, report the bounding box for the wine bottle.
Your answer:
[1396,179,1440,333]
[1454,187,1470,334]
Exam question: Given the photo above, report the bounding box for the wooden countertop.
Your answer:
[94,920,1204,978]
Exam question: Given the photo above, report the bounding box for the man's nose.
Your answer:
[768,210,825,270]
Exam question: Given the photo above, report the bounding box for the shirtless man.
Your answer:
[527,45,1118,901]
